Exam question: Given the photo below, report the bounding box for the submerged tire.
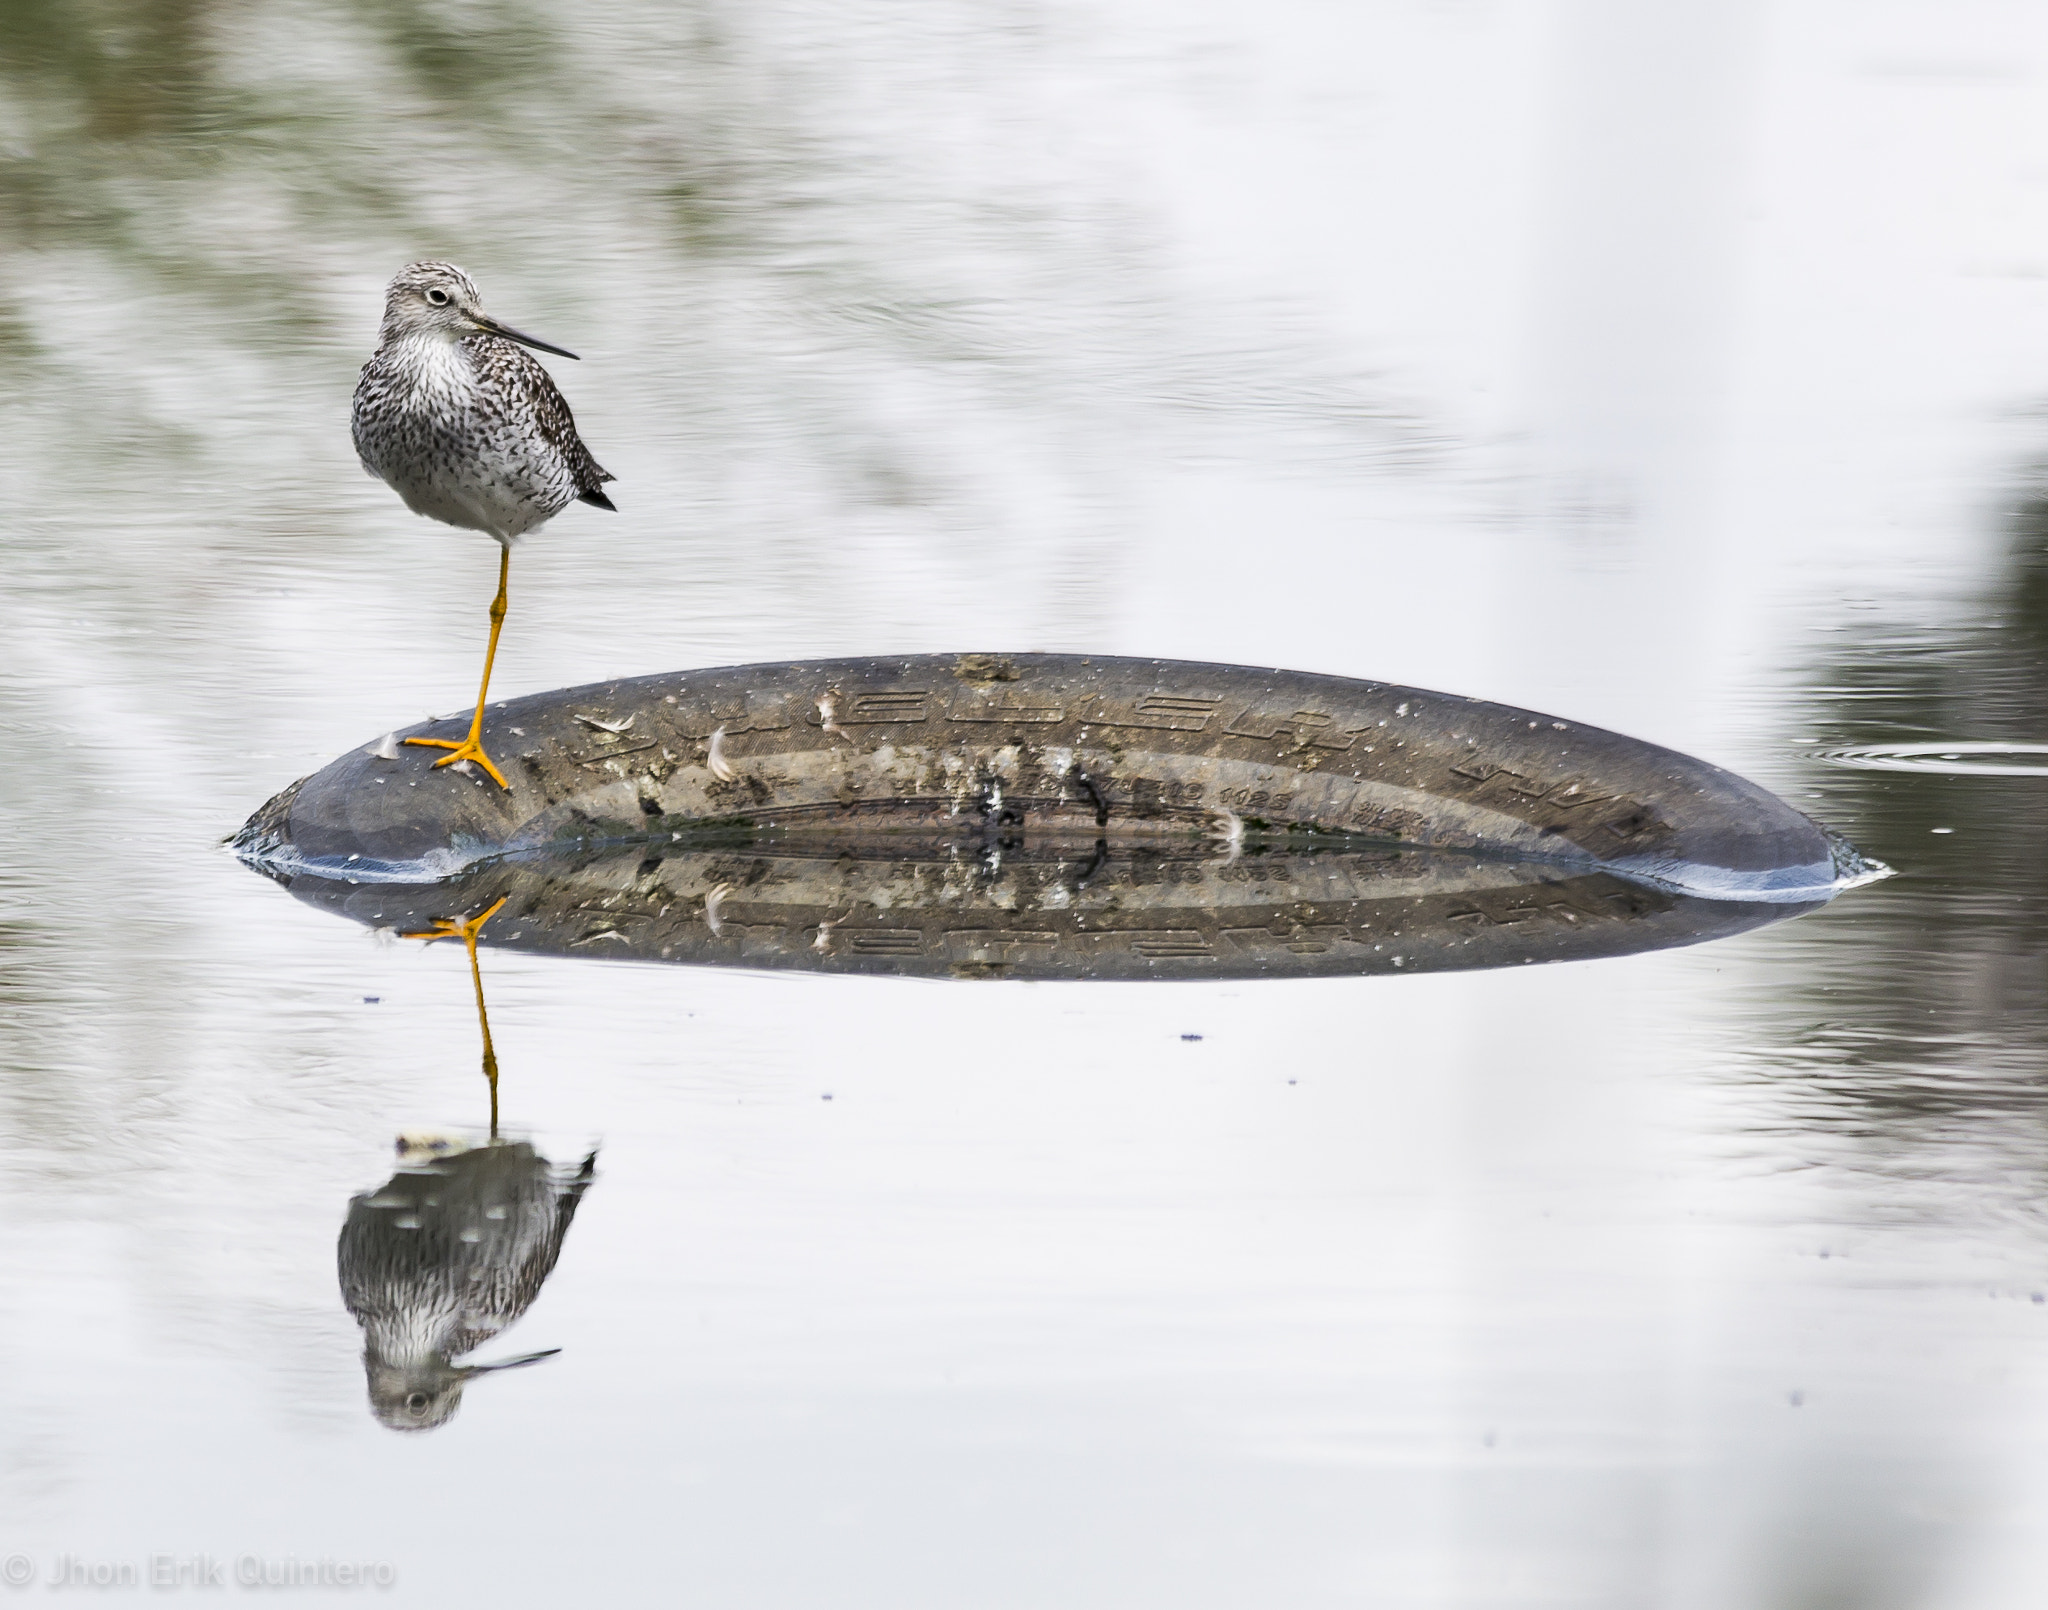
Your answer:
[238,652,1860,904]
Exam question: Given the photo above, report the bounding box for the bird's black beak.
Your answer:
[471,314,580,361]
[462,1348,562,1377]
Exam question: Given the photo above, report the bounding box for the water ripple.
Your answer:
[1821,742,2048,776]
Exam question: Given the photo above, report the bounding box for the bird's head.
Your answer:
[365,1348,562,1434]
[379,261,580,360]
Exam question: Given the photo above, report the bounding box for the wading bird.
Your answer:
[352,261,614,787]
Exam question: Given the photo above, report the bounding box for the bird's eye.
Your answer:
[405,1392,430,1413]
[425,288,450,306]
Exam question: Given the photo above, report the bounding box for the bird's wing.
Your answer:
[495,1152,599,1315]
[497,342,616,502]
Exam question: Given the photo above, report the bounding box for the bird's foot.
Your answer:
[404,733,509,789]
[400,897,509,948]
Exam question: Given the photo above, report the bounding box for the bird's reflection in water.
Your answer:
[338,899,597,1433]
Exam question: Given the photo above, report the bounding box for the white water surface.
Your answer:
[7,3,2048,1605]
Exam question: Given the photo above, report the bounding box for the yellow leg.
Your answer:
[407,546,512,789]
[401,897,508,1135]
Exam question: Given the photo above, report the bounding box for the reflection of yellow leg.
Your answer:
[402,897,508,1136]
[407,546,512,789]
[470,930,501,1139]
